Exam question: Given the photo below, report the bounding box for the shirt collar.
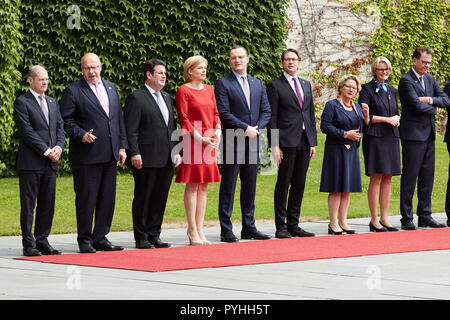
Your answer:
[29,88,45,99]
[411,67,424,81]
[232,70,247,81]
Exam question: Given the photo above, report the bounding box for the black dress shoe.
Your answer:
[149,237,170,248]
[23,247,42,257]
[418,218,446,228]
[288,227,315,237]
[220,231,239,243]
[79,243,96,253]
[135,240,154,249]
[93,241,124,251]
[37,244,62,255]
[401,220,417,230]
[275,229,292,238]
[241,229,271,240]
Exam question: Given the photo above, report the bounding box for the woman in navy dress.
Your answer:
[358,57,400,232]
[320,75,368,234]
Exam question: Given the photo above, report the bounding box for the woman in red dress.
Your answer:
[175,56,221,245]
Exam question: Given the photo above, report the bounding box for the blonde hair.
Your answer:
[338,74,361,95]
[183,55,208,82]
[371,56,392,76]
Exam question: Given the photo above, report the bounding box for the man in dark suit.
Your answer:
[267,48,317,238]
[13,65,65,256]
[444,81,450,226]
[60,53,128,253]
[398,46,450,230]
[124,59,181,249]
[215,45,272,242]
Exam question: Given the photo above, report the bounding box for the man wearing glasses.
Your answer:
[398,46,449,230]
[267,48,317,238]
[60,53,128,253]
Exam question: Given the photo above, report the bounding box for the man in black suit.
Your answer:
[13,65,65,256]
[398,46,450,230]
[60,53,128,253]
[267,48,317,238]
[444,81,450,226]
[215,46,272,242]
[124,59,181,249]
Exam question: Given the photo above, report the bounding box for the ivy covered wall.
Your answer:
[0,0,289,176]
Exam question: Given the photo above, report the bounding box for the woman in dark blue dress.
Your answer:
[358,57,400,232]
[320,75,368,234]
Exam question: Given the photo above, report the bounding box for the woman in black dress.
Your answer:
[358,57,400,232]
[320,75,368,234]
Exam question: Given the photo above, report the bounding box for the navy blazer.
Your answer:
[124,86,177,168]
[444,81,450,143]
[13,90,65,171]
[320,99,365,147]
[267,75,317,148]
[215,72,271,131]
[60,77,128,165]
[398,69,450,141]
[358,79,399,138]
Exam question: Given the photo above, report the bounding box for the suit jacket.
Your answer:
[267,74,317,148]
[124,86,177,168]
[444,81,450,143]
[215,72,271,153]
[320,98,365,148]
[358,79,400,138]
[398,69,450,141]
[13,90,65,171]
[59,77,128,165]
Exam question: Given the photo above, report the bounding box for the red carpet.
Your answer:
[17,228,450,272]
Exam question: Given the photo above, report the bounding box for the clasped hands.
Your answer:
[47,146,62,162]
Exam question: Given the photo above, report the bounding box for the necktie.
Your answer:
[38,95,49,124]
[419,76,425,90]
[154,91,169,125]
[293,77,303,109]
[241,76,251,109]
[94,82,109,117]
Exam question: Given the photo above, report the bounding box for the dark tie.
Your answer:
[293,77,303,109]
[419,76,425,90]
[241,76,251,109]
[38,95,49,124]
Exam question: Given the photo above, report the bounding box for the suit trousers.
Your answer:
[18,165,56,248]
[446,143,450,219]
[274,131,311,231]
[72,161,117,245]
[400,137,435,223]
[131,163,174,241]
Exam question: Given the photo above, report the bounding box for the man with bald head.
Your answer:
[13,65,65,256]
[60,53,128,253]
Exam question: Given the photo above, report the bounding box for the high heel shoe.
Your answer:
[187,232,203,246]
[369,222,388,232]
[340,226,356,234]
[202,239,211,245]
[328,224,343,235]
[380,221,399,231]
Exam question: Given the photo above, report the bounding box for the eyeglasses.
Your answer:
[83,65,100,72]
[283,58,299,62]
[420,60,431,66]
[344,84,357,90]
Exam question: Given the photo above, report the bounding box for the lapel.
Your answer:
[80,78,109,118]
[280,75,301,109]
[44,96,54,127]
[26,90,49,127]
[408,69,425,96]
[370,80,390,113]
[142,86,169,126]
[228,72,250,111]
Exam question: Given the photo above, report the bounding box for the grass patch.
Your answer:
[0,134,447,236]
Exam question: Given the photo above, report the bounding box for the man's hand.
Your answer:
[272,145,283,164]
[131,154,142,169]
[119,149,127,166]
[82,129,96,143]
[173,154,182,167]
[419,96,432,104]
[245,125,259,138]
[310,147,316,160]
